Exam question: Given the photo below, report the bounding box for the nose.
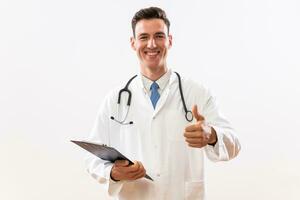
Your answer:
[147,38,157,48]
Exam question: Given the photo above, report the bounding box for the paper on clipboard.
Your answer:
[71,140,153,181]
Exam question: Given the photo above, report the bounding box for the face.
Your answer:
[131,19,172,74]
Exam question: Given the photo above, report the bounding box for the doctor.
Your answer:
[86,7,241,200]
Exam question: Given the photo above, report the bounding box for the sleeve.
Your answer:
[201,89,241,162]
[85,94,125,196]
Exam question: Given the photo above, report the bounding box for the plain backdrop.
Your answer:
[1,0,299,199]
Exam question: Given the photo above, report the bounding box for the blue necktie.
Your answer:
[150,82,160,109]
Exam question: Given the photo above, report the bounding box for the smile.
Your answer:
[144,50,160,57]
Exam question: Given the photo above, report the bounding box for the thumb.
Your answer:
[192,105,205,121]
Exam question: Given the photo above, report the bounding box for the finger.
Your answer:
[114,165,137,178]
[137,161,145,174]
[112,161,142,181]
[115,160,129,167]
[132,168,146,180]
[126,161,141,173]
[111,167,126,181]
[184,130,204,138]
[185,122,203,132]
[188,143,206,148]
[192,105,205,122]
[127,162,145,179]
[116,162,140,174]
[185,137,205,144]
[131,163,146,180]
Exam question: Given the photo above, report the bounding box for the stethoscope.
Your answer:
[110,72,193,125]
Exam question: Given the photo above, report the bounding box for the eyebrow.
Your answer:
[155,32,166,36]
[137,32,166,38]
[138,33,149,38]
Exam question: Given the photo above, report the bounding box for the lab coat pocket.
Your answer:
[118,123,142,159]
[184,181,204,200]
[119,123,140,144]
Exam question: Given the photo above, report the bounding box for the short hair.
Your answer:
[131,7,170,37]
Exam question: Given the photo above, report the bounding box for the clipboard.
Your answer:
[71,140,153,181]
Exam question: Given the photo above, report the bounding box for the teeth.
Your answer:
[146,51,159,56]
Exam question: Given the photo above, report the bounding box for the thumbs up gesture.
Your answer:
[184,105,217,148]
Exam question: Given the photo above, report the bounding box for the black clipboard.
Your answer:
[71,140,153,181]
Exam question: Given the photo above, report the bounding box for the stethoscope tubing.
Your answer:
[174,72,193,122]
[111,72,193,124]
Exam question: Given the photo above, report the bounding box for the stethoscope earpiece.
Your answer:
[110,116,134,125]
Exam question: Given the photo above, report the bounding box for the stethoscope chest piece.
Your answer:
[185,111,194,122]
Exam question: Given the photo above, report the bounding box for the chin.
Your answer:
[147,65,162,72]
[144,61,162,69]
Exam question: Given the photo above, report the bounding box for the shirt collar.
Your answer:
[141,69,172,93]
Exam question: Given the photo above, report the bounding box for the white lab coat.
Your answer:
[85,70,241,200]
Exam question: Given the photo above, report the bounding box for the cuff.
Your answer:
[207,127,218,146]
[101,163,125,196]
[205,125,229,161]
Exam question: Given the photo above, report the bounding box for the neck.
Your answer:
[140,65,168,81]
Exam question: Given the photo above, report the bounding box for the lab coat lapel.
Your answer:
[152,72,177,117]
[153,87,170,117]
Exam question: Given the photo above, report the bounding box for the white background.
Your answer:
[1,0,299,199]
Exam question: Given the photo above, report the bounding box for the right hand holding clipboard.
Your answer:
[110,160,146,181]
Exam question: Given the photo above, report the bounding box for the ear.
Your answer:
[130,37,136,51]
[168,34,173,49]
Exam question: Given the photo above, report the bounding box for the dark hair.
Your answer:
[131,7,170,37]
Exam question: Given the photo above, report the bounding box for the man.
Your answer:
[86,7,240,200]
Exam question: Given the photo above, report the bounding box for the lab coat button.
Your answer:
[156,173,160,177]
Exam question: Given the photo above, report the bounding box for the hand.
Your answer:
[110,160,146,181]
[184,105,217,148]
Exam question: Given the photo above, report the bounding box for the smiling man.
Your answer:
[85,7,241,200]
[131,17,172,80]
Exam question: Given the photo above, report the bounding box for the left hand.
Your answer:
[184,105,217,148]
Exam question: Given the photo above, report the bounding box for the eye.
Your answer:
[139,36,148,41]
[156,34,165,39]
